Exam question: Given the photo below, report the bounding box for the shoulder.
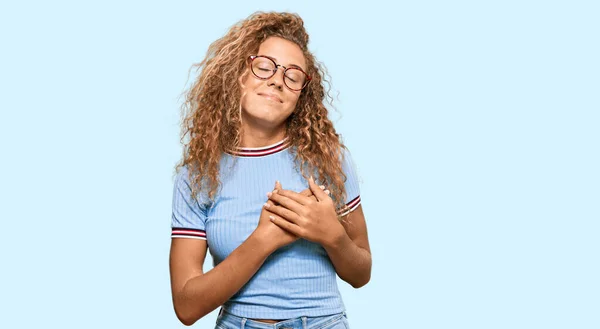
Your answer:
[174,165,193,187]
[175,165,189,179]
[339,146,358,174]
[340,145,353,161]
[173,165,203,197]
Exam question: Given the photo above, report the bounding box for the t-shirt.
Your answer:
[171,138,361,319]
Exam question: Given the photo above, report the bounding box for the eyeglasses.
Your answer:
[248,55,311,91]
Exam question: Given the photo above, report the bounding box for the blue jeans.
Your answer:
[215,308,350,329]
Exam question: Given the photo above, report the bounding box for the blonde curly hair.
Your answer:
[176,11,350,213]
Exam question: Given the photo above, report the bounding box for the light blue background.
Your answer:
[1,1,598,328]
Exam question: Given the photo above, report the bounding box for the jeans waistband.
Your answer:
[216,308,348,329]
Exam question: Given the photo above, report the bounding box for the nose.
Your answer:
[267,66,285,90]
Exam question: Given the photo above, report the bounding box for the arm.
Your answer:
[322,205,371,288]
[266,178,372,289]
[170,182,314,325]
[169,232,275,326]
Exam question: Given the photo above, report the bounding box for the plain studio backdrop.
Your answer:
[0,1,598,328]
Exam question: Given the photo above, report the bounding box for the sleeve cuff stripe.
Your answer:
[346,195,361,208]
[337,195,361,216]
[171,228,206,238]
[171,235,207,240]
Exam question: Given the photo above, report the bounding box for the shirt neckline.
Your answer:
[227,138,290,157]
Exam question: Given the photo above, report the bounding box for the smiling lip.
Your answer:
[258,93,283,103]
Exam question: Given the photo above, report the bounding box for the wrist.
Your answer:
[323,228,351,251]
[248,231,278,255]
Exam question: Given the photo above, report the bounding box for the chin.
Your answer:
[242,108,288,128]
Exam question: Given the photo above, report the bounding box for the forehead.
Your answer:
[257,36,307,70]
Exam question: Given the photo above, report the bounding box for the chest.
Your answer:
[204,156,310,262]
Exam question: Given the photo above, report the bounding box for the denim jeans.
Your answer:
[215,308,350,329]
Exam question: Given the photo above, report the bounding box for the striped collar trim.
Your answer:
[227,138,290,157]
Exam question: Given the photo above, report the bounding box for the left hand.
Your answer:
[264,176,346,247]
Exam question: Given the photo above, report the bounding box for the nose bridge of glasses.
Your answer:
[273,63,286,75]
[268,64,287,82]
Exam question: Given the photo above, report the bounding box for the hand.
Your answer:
[253,182,323,251]
[253,181,298,251]
[265,176,346,248]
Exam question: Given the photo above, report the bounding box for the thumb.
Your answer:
[275,180,282,190]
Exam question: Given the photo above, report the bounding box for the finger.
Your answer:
[265,202,302,224]
[300,188,318,202]
[276,189,312,206]
[268,193,304,214]
[300,185,323,196]
[267,203,301,225]
[308,176,328,202]
[300,188,312,197]
[266,181,279,207]
[269,215,302,236]
[275,180,282,190]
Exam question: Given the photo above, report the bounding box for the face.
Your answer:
[240,36,307,130]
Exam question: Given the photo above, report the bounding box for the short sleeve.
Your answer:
[337,147,362,217]
[171,166,208,240]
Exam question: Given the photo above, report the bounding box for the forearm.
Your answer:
[323,233,372,288]
[174,234,274,325]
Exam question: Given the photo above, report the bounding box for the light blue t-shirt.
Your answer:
[171,138,361,319]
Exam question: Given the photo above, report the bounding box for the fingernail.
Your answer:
[269,215,275,221]
[264,203,270,208]
[319,185,325,190]
[267,192,272,197]
[324,190,330,195]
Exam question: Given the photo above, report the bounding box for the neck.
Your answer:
[240,121,287,148]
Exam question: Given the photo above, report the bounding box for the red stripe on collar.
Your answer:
[227,138,290,157]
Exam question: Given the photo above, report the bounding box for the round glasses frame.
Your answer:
[248,55,312,91]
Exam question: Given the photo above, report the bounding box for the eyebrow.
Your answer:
[261,55,305,71]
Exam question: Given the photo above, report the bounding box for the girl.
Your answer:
[170,11,371,329]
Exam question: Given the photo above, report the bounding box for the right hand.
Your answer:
[253,181,323,251]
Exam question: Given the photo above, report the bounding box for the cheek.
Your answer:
[242,77,260,92]
[240,70,262,91]
[240,80,261,106]
[287,93,301,108]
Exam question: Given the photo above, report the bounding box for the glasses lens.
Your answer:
[251,57,275,79]
[284,68,307,90]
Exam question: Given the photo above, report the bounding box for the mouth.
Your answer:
[257,93,283,103]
